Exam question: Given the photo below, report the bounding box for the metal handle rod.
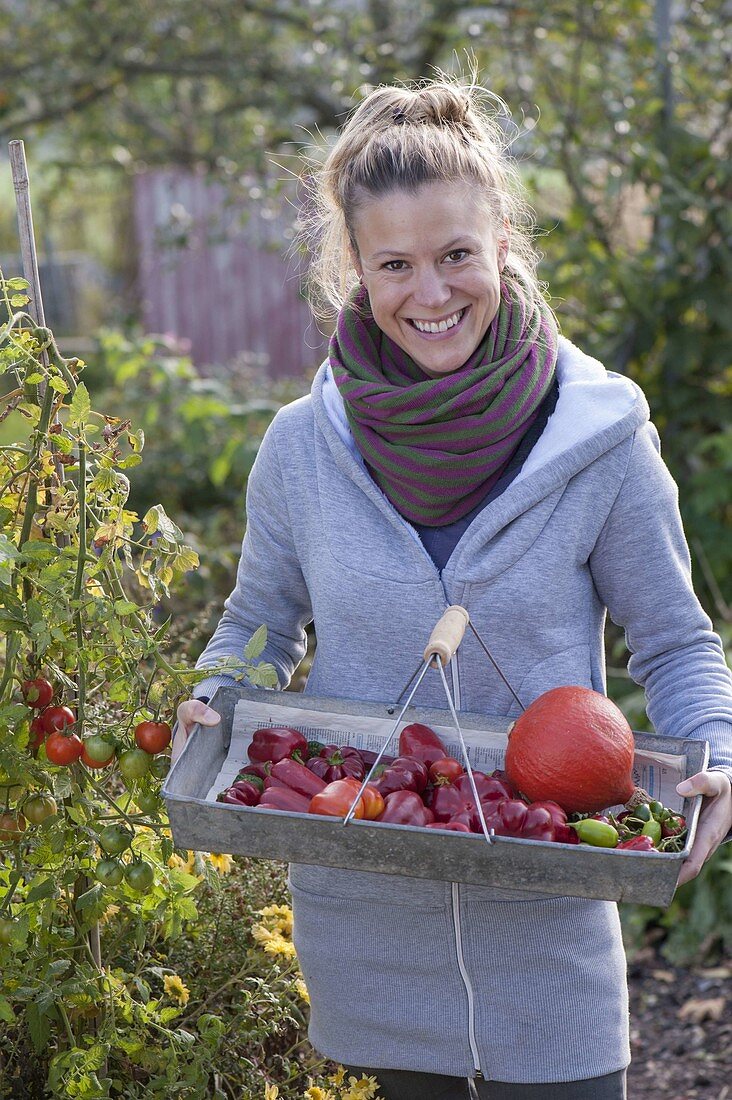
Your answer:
[468,620,525,713]
[435,657,494,845]
[342,655,434,826]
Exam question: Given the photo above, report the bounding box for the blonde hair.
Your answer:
[301,76,547,320]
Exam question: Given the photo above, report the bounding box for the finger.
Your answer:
[176,701,220,734]
[676,798,731,885]
[676,771,727,799]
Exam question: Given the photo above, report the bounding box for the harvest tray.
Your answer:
[162,684,708,908]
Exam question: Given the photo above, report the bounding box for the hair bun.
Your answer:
[415,87,471,128]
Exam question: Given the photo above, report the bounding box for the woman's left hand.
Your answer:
[675,770,732,885]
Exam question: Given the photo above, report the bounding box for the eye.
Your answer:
[444,249,469,263]
[383,259,408,271]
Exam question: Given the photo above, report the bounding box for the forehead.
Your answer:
[352,181,494,252]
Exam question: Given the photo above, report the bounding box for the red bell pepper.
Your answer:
[526,799,567,829]
[661,814,686,838]
[520,805,555,842]
[270,757,327,798]
[373,756,429,797]
[377,790,434,826]
[398,723,448,768]
[359,748,396,769]
[258,786,310,813]
[425,820,471,832]
[617,834,655,851]
[430,773,513,824]
[247,726,308,765]
[219,780,261,806]
[306,744,366,783]
[553,822,581,844]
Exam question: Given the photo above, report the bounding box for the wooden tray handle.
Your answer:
[424,605,470,666]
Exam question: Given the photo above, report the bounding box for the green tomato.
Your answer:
[118,748,152,781]
[124,859,155,891]
[98,824,134,855]
[22,792,58,825]
[150,755,171,780]
[134,790,160,815]
[83,734,117,763]
[95,858,124,887]
[0,916,16,945]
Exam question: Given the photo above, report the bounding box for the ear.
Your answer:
[350,243,363,281]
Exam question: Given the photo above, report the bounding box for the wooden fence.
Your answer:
[133,170,330,378]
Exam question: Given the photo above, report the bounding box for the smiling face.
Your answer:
[351,181,508,378]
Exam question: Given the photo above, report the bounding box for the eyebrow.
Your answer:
[370,235,481,260]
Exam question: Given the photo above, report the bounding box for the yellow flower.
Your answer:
[304,1087,334,1100]
[264,1085,279,1100]
[329,1067,346,1086]
[163,974,190,1006]
[294,977,310,1004]
[99,904,120,924]
[167,853,187,870]
[262,933,297,959]
[207,851,234,874]
[258,904,292,919]
[342,1076,381,1100]
[252,922,275,946]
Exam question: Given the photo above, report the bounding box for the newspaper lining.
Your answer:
[204,699,687,813]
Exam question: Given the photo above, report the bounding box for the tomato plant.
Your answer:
[134,719,172,754]
[0,271,278,1096]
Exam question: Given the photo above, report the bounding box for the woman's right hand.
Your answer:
[172,699,221,765]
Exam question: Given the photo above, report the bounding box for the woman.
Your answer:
[174,79,732,1099]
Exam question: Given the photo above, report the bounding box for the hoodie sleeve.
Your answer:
[589,422,732,782]
[193,413,312,697]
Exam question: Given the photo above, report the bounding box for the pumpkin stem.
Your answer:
[624,786,652,811]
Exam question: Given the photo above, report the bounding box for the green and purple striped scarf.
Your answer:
[329,282,558,526]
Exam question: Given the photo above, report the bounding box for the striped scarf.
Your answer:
[329,282,558,526]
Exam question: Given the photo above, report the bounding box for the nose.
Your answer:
[411,265,451,310]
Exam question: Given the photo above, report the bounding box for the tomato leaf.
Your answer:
[26,1002,52,1052]
[26,877,59,903]
[0,996,15,1023]
[244,624,268,660]
[67,381,91,427]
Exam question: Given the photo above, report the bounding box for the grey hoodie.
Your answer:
[194,336,732,1083]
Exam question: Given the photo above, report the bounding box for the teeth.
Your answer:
[412,309,464,333]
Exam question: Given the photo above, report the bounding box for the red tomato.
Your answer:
[429,757,464,785]
[339,777,385,820]
[308,778,366,819]
[28,715,47,755]
[0,812,27,842]
[41,705,76,735]
[21,677,54,709]
[134,721,172,755]
[45,731,84,765]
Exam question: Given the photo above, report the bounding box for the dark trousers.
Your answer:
[344,1066,627,1100]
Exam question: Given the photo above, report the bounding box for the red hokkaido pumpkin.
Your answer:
[504,686,636,813]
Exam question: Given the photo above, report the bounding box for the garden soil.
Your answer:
[627,943,730,1099]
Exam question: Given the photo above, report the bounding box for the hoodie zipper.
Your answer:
[449,654,484,1081]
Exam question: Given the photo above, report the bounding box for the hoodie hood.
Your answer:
[318,335,648,484]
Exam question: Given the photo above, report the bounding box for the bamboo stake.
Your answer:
[8,138,104,1030]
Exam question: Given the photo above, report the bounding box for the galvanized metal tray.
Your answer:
[162,685,708,908]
